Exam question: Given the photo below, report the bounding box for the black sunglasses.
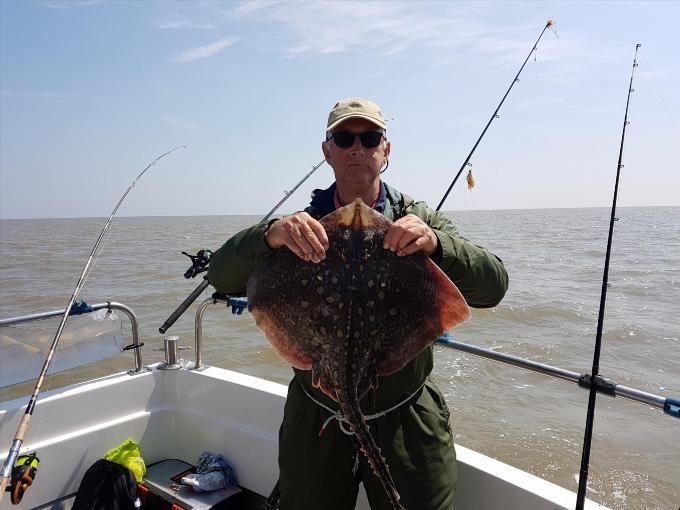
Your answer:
[327,131,385,149]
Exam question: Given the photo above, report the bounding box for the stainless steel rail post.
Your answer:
[193,296,247,370]
[194,297,216,369]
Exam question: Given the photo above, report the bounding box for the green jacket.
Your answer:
[207,182,508,410]
[209,182,507,306]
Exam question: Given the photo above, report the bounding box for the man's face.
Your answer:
[322,118,391,188]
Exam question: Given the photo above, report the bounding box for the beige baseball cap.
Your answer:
[326,97,386,131]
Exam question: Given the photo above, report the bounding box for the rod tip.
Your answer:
[546,19,555,27]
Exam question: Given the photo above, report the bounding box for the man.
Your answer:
[207,97,508,509]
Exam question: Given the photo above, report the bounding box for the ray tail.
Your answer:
[337,389,405,510]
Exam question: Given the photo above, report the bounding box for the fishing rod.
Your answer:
[0,146,185,504]
[436,18,555,212]
[158,158,327,334]
[574,44,642,510]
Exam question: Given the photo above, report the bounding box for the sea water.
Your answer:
[1,207,678,509]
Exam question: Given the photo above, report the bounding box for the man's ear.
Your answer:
[383,140,391,159]
[322,140,331,164]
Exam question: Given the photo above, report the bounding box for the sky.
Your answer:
[1,0,678,219]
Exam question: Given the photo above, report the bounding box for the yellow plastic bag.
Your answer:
[104,438,146,483]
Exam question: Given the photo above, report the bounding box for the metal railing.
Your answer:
[0,301,144,373]
[436,337,675,415]
[194,296,247,369]
[193,296,679,419]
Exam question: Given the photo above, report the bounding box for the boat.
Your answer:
[1,296,623,510]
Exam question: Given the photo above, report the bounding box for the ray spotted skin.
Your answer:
[247,199,470,509]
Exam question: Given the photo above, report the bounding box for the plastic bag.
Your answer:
[181,471,227,492]
[104,438,146,483]
[181,452,238,493]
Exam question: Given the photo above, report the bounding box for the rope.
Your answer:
[300,381,426,437]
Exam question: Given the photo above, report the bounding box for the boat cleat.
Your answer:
[154,335,193,370]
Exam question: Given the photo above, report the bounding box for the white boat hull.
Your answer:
[0,365,608,509]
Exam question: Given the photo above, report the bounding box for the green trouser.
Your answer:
[278,377,456,510]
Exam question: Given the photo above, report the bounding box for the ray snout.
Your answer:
[323,198,386,232]
[351,198,369,231]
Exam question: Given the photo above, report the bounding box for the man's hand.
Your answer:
[383,214,438,257]
[265,212,329,263]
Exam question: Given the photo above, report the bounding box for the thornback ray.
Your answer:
[247,198,470,510]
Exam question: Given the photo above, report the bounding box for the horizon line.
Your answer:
[1,204,679,221]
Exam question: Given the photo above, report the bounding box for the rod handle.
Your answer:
[159,277,210,333]
[0,476,8,502]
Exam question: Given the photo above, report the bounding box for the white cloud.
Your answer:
[172,38,236,63]
[155,20,215,30]
[218,1,615,84]
[44,0,106,9]
[226,1,536,58]
[232,0,285,16]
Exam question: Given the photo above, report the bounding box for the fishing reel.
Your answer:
[182,249,213,279]
[5,452,39,504]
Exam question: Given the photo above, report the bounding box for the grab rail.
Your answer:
[193,295,679,418]
[0,301,144,373]
[435,337,677,417]
[194,296,247,369]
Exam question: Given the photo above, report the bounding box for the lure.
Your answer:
[436,19,555,211]
[466,168,475,190]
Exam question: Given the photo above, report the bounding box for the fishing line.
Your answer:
[0,145,186,503]
[16,201,130,455]
[645,69,679,135]
[436,19,556,212]
[31,190,137,445]
[574,44,641,510]
[80,195,131,291]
